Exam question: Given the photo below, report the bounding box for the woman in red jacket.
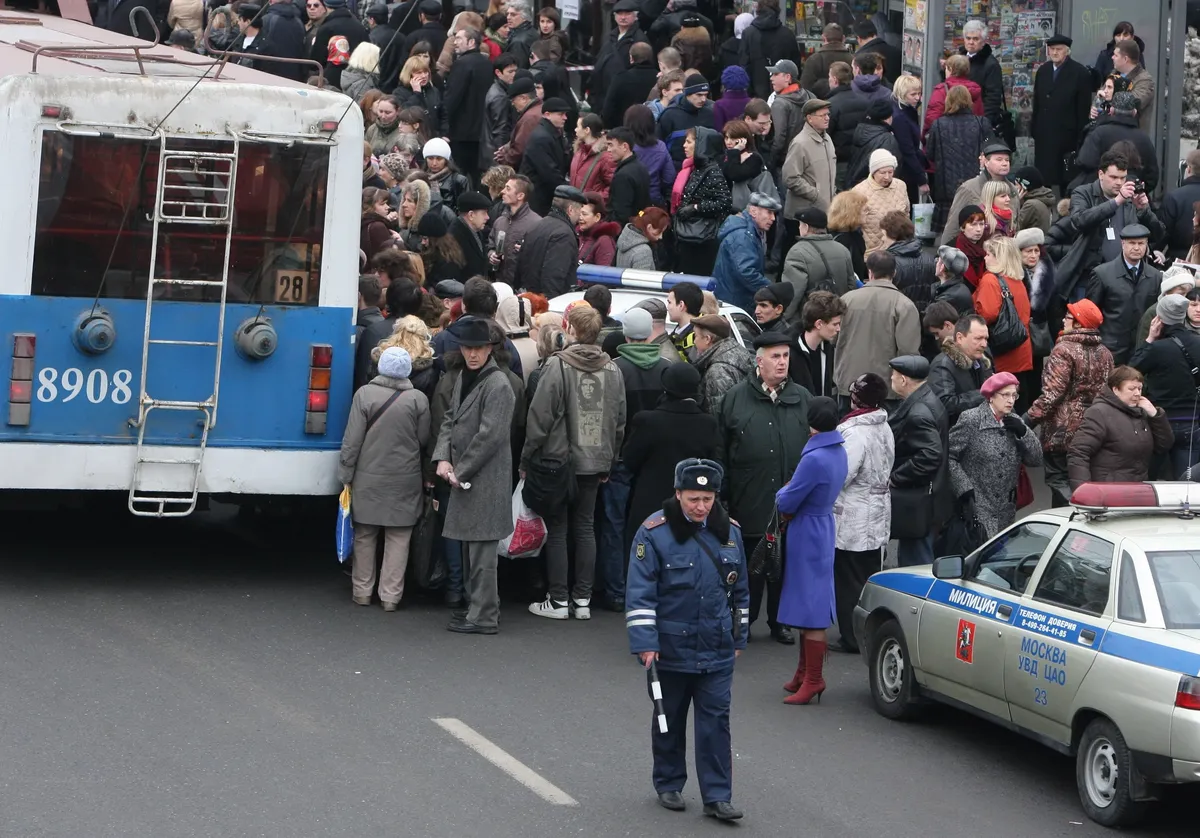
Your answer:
[569,113,615,203]
[577,193,620,266]
[922,54,984,140]
[974,236,1034,402]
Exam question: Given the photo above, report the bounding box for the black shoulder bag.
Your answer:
[988,276,1028,356]
[691,533,742,643]
[1171,337,1200,390]
[748,506,784,584]
[364,390,403,436]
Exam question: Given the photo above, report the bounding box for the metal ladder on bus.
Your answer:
[128,134,240,517]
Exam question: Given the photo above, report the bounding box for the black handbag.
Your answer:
[890,483,933,541]
[1030,317,1053,358]
[748,507,784,583]
[407,491,445,589]
[934,497,989,558]
[673,169,723,243]
[521,359,577,518]
[988,276,1029,356]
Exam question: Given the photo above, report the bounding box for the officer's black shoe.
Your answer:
[447,617,498,635]
[703,802,743,820]
[657,791,686,811]
[772,626,796,645]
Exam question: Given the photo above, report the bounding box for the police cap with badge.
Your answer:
[675,458,723,493]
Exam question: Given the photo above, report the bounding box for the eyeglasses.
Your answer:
[994,391,1019,401]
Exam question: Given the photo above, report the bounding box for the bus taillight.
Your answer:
[9,333,35,426]
[305,344,332,434]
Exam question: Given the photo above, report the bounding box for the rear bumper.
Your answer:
[1171,758,1200,782]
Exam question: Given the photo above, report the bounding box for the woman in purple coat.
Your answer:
[775,397,849,706]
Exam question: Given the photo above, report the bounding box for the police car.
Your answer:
[549,265,761,349]
[853,482,1200,828]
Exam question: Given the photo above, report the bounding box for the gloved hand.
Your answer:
[1002,414,1026,436]
[675,205,697,222]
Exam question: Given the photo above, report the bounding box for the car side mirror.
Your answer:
[932,556,964,580]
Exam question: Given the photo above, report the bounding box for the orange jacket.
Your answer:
[973,271,1033,374]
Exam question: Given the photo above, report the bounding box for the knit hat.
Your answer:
[621,308,653,340]
[937,245,969,277]
[415,213,448,237]
[1161,264,1196,297]
[662,362,701,399]
[808,397,841,433]
[1014,228,1044,250]
[1112,91,1140,113]
[866,98,893,121]
[683,73,709,95]
[1158,294,1190,326]
[849,372,888,410]
[1066,299,1103,330]
[1012,166,1044,191]
[980,371,1019,400]
[380,152,409,179]
[377,346,412,379]
[869,148,898,174]
[958,204,985,228]
[720,65,750,92]
[323,0,346,7]
[422,137,452,160]
[733,12,754,38]
[753,282,795,309]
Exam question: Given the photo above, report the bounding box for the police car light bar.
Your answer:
[576,265,715,293]
[1070,482,1199,516]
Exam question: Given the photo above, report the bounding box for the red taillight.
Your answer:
[9,380,31,403]
[319,119,339,132]
[42,104,64,118]
[311,344,333,368]
[13,334,35,357]
[307,390,329,412]
[1178,676,1200,711]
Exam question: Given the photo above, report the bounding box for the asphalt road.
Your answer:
[0,495,1192,838]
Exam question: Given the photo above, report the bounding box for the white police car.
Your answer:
[853,482,1200,827]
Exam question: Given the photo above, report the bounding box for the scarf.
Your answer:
[955,232,989,288]
[671,157,694,214]
[375,115,400,131]
[991,205,1012,221]
[842,407,875,421]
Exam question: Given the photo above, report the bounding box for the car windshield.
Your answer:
[1146,551,1200,629]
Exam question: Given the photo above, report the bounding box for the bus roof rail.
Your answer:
[576,265,715,292]
[203,24,325,86]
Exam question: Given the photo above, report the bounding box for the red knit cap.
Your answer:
[1066,299,1103,330]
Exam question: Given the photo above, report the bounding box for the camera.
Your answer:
[1133,179,1146,196]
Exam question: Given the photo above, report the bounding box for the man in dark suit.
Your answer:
[443,27,495,185]
[1031,34,1093,190]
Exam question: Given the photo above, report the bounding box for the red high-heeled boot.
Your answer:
[784,637,827,705]
[782,643,805,693]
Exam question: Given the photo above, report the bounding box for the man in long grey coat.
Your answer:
[433,317,517,635]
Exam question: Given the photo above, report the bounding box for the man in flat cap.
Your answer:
[781,98,836,248]
[625,458,748,820]
[716,331,811,645]
[1031,33,1093,190]
[781,206,855,315]
[519,97,571,216]
[691,315,755,414]
[1087,223,1163,365]
[713,192,781,314]
[517,185,585,297]
[940,141,1019,246]
[887,355,951,567]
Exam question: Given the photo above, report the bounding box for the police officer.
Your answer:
[625,458,750,821]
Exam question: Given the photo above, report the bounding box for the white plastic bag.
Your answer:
[500,479,548,558]
[912,195,935,240]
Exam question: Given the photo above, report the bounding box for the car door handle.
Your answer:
[1080,629,1096,645]
[997,604,1012,619]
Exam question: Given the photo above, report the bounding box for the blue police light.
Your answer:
[72,309,116,355]
[577,265,715,292]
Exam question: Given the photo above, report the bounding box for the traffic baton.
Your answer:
[649,660,668,733]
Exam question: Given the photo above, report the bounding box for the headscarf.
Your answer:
[848,373,888,412]
[733,13,754,38]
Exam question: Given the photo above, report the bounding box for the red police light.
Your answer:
[310,344,333,368]
[1070,482,1159,509]
[9,380,31,404]
[306,390,328,412]
[1178,676,1200,711]
[13,334,36,358]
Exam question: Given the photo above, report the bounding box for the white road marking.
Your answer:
[432,717,579,806]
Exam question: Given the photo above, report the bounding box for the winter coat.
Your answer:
[921,77,985,138]
[723,148,767,211]
[777,430,848,629]
[496,99,543,169]
[670,27,717,82]
[825,85,858,163]
[589,23,650,109]
[356,306,384,341]
[1130,324,1200,414]
[713,88,750,131]
[889,382,953,529]
[782,123,836,219]
[850,174,910,254]
[694,337,755,414]
[856,38,902,85]
[1075,114,1159,194]
[834,279,922,398]
[1027,329,1113,453]
[480,80,512,171]
[888,238,936,315]
[1123,65,1155,132]
[925,112,991,218]
[338,376,430,527]
[602,60,660,129]
[443,50,493,142]
[891,101,928,192]
[368,24,396,49]
[833,228,867,280]
[658,97,716,168]
[427,167,471,214]
[570,142,616,203]
[844,122,900,192]
[1086,256,1162,366]
[769,87,814,170]
[1067,389,1174,489]
[633,141,676,205]
[678,129,732,221]
[364,119,404,157]
[432,358,517,541]
[738,11,802,100]
[255,1,308,81]
[1160,176,1200,258]
[360,212,394,261]
[505,19,537,68]
[931,276,975,315]
[340,67,379,101]
[616,224,656,270]
[516,207,578,297]
[713,211,769,314]
[781,234,855,314]
[1045,180,1165,303]
[578,221,620,267]
[948,404,1042,538]
[717,374,811,537]
[1091,36,1146,86]
[800,43,854,99]
[959,43,1005,127]
[622,397,723,547]
[1018,186,1056,234]
[834,410,894,551]
[793,334,836,397]
[310,8,367,89]
[927,338,990,425]
[487,202,542,287]
[647,0,713,49]
[608,155,652,226]
[448,216,489,279]
[522,347,627,476]
[614,343,672,434]
[1031,56,1093,187]
[519,119,568,216]
[940,173,1020,247]
[973,271,1033,374]
[167,0,204,41]
[399,21,447,73]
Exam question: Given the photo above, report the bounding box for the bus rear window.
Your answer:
[32,133,328,305]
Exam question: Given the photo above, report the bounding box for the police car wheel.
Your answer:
[1075,718,1148,828]
[868,618,919,720]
